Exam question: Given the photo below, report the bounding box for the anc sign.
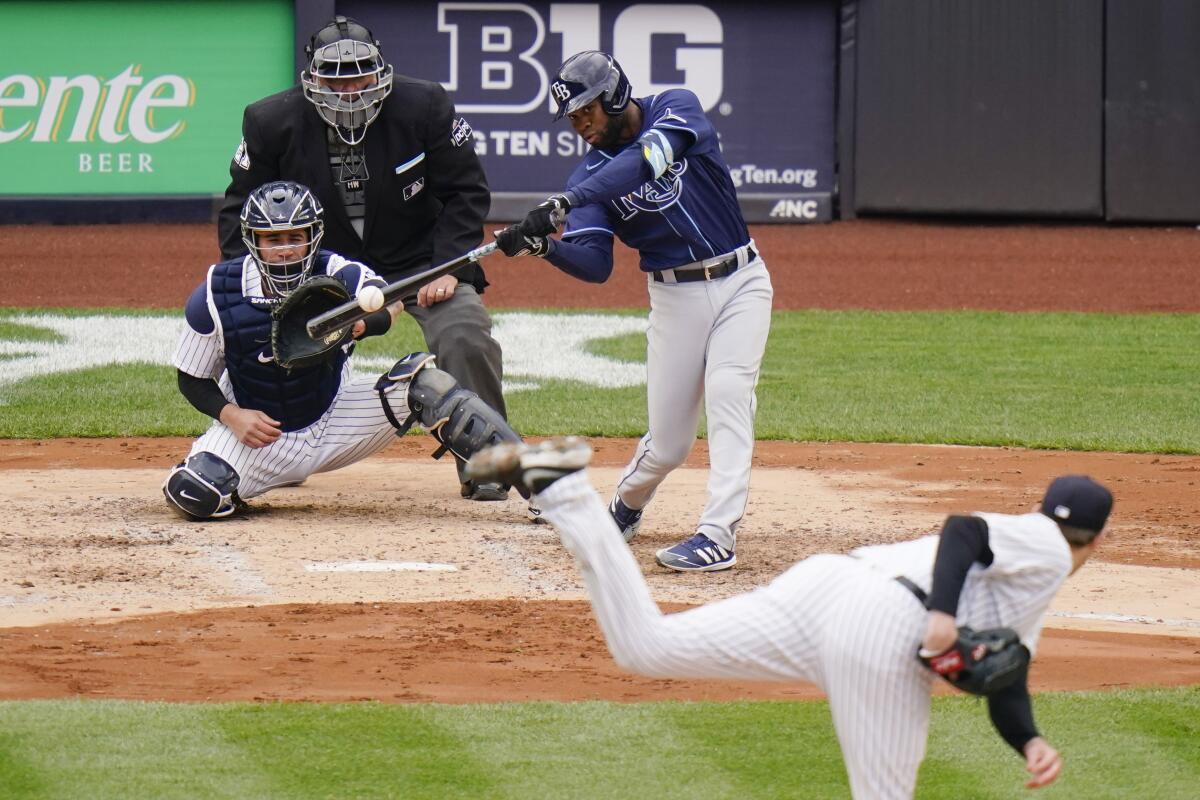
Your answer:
[0,0,293,195]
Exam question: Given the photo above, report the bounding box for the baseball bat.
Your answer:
[306,242,498,341]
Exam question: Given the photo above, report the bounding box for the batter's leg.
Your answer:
[694,261,774,550]
[613,280,711,510]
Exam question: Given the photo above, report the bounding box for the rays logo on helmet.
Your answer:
[233,139,250,170]
[450,117,473,147]
[551,82,572,103]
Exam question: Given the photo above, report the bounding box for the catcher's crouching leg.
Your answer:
[375,353,529,499]
[163,452,244,519]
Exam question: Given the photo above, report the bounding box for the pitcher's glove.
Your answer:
[918,626,1030,696]
[271,275,353,370]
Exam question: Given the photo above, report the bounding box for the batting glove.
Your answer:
[494,225,550,258]
[519,193,573,237]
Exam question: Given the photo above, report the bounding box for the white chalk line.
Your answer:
[305,561,458,573]
[197,544,273,595]
[1048,610,1200,628]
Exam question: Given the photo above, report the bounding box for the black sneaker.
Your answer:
[465,437,593,495]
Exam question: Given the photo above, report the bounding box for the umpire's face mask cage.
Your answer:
[241,184,326,299]
[301,37,393,146]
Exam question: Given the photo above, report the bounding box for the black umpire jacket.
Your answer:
[217,78,490,291]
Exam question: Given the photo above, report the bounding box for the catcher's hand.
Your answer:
[918,626,1030,696]
[271,275,353,370]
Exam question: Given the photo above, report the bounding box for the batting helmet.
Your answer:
[301,16,394,145]
[240,181,326,298]
[550,51,632,120]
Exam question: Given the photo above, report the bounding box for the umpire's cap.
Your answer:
[550,51,632,120]
[1040,475,1113,532]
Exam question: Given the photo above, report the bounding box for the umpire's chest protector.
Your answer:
[210,260,343,431]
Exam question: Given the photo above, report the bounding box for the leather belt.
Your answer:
[652,244,757,284]
[895,576,929,606]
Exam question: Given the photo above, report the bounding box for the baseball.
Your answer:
[357,285,385,313]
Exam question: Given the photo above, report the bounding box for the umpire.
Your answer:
[217,15,510,501]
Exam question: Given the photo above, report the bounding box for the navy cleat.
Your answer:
[608,496,643,543]
[655,533,736,572]
[465,437,592,496]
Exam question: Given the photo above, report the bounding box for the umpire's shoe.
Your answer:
[655,533,736,572]
[461,479,510,502]
[465,437,592,495]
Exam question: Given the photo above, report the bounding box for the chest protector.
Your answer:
[210,257,345,431]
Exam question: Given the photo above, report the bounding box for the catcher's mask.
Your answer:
[240,181,325,298]
[301,15,393,146]
[551,51,632,121]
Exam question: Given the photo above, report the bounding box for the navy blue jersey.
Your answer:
[547,89,750,280]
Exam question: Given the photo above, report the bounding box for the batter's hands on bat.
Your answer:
[219,405,282,448]
[417,274,458,308]
[519,193,572,237]
[1022,737,1062,789]
[494,225,550,258]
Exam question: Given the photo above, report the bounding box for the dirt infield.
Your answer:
[1,220,1198,703]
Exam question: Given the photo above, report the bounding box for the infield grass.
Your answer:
[0,687,1195,799]
[0,308,1197,453]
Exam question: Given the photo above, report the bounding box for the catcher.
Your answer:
[164,180,520,519]
[466,438,1114,799]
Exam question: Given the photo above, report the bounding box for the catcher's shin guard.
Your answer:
[163,452,243,519]
[409,369,521,463]
[375,352,522,463]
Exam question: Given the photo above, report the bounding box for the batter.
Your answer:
[164,180,520,519]
[496,51,773,571]
[466,438,1114,798]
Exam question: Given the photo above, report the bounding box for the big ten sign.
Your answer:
[352,0,837,209]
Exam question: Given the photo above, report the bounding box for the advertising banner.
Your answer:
[340,0,836,221]
[0,0,293,196]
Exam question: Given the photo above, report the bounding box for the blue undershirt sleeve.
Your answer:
[544,231,615,283]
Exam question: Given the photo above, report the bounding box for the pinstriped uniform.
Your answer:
[536,471,1074,799]
[173,255,409,499]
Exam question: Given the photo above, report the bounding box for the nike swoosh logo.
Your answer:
[258,352,273,363]
[180,490,200,502]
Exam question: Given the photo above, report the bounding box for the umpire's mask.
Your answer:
[301,16,394,146]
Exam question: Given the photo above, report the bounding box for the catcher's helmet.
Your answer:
[301,16,393,146]
[240,181,325,298]
[550,51,632,120]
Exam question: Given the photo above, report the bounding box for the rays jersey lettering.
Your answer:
[563,89,750,270]
[612,161,688,220]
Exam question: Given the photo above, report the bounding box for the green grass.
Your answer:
[1,308,1197,452]
[0,688,1195,799]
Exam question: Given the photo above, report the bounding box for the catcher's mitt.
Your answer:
[271,275,353,370]
[918,626,1030,696]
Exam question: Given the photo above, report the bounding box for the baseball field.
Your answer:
[1,220,1198,797]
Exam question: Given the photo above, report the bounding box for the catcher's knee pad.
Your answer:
[408,367,520,463]
[374,352,439,434]
[163,452,242,520]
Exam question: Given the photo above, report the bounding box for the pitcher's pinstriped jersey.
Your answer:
[850,511,1073,654]
[560,89,750,271]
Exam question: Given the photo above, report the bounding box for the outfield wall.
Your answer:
[1,0,1198,224]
